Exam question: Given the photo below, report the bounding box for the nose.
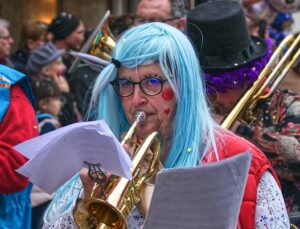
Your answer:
[131,84,147,106]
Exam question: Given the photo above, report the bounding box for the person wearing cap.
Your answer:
[187,0,299,225]
[27,42,81,126]
[47,12,85,70]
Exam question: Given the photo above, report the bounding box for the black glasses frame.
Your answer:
[110,77,168,97]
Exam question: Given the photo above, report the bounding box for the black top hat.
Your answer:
[187,0,268,72]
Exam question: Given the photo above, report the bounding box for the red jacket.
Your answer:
[205,130,279,229]
[0,84,38,193]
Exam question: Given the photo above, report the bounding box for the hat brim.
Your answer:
[45,49,65,66]
[202,36,268,72]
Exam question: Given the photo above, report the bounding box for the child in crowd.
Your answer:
[31,77,62,134]
[30,77,62,229]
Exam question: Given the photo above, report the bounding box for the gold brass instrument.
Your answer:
[221,33,300,129]
[88,20,116,61]
[73,111,161,229]
[68,10,116,74]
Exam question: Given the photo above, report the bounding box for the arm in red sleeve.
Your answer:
[0,85,38,193]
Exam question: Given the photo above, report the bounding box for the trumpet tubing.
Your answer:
[73,111,161,229]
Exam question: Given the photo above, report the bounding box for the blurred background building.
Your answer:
[0,0,298,52]
[0,0,140,51]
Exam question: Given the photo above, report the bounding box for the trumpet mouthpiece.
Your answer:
[134,111,147,123]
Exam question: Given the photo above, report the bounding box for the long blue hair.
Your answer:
[43,22,218,225]
[89,22,217,167]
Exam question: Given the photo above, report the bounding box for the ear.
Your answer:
[177,18,187,31]
[41,66,52,77]
[38,99,48,111]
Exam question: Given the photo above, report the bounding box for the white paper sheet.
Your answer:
[143,152,252,229]
[15,120,133,193]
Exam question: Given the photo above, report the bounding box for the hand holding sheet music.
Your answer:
[15,120,133,193]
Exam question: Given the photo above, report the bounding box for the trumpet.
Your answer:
[73,111,161,229]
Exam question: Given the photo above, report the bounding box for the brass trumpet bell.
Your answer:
[73,199,126,229]
[73,111,161,229]
[89,20,116,61]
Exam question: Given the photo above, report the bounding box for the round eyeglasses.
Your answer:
[110,77,168,97]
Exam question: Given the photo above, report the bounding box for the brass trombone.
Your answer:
[221,33,300,129]
[73,111,161,229]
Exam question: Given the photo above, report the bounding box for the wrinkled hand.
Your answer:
[80,144,131,199]
[79,167,112,199]
[79,167,96,199]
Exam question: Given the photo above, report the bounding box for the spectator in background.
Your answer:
[68,30,99,118]
[0,19,14,67]
[47,12,85,70]
[31,77,62,134]
[30,77,62,229]
[0,64,38,228]
[135,0,186,31]
[26,43,81,126]
[109,0,187,38]
[10,20,47,74]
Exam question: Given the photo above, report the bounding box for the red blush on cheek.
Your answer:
[161,88,174,101]
[164,108,170,115]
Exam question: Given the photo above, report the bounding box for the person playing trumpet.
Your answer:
[42,22,288,228]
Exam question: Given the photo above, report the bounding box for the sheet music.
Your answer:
[143,152,252,229]
[15,120,133,193]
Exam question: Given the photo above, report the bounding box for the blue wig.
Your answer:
[43,22,219,225]
[90,22,217,168]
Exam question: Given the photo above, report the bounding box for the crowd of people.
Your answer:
[0,0,300,228]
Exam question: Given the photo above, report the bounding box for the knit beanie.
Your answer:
[26,42,64,75]
[47,12,81,40]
